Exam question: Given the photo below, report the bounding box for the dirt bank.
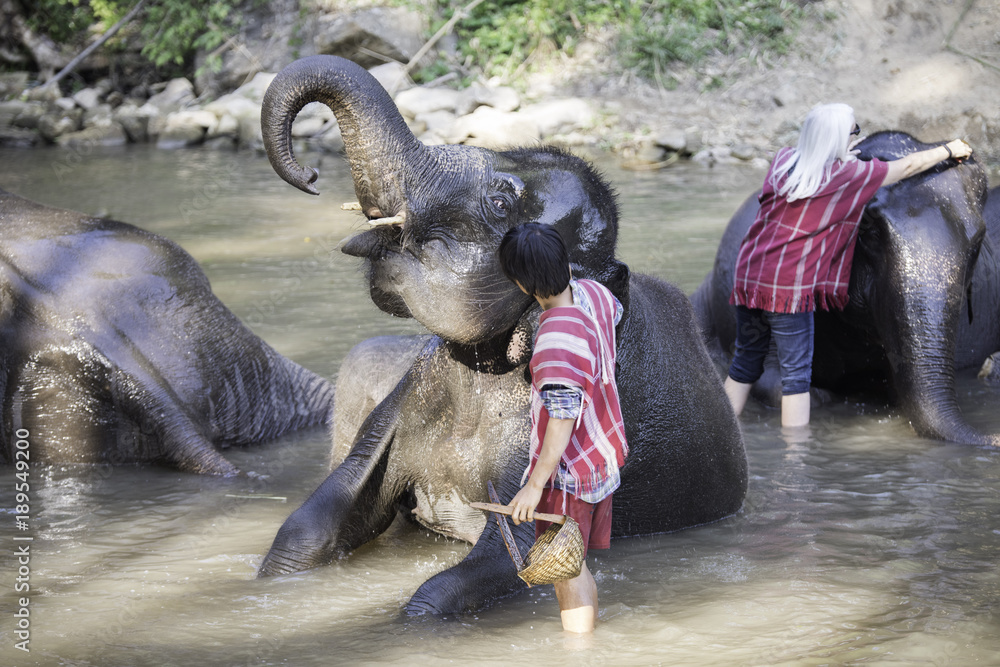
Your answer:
[526,0,1000,167]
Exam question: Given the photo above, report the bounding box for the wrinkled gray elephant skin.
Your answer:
[980,187,1000,385]
[0,190,335,475]
[692,132,1000,446]
[255,55,748,615]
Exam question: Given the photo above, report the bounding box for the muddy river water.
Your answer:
[0,144,998,666]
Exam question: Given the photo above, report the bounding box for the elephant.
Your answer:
[0,189,335,475]
[254,55,748,614]
[692,131,1000,446]
[979,187,1000,386]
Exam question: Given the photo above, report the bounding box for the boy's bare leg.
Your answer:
[554,561,598,633]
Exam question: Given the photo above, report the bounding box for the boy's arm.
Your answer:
[510,417,574,525]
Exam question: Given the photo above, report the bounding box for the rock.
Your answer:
[292,116,330,138]
[312,124,344,153]
[414,110,456,138]
[113,103,158,143]
[417,130,447,146]
[291,101,334,137]
[211,91,263,149]
[519,98,593,138]
[145,78,195,115]
[0,72,29,101]
[313,7,429,70]
[56,124,128,148]
[731,143,755,161]
[1,101,41,129]
[203,135,237,150]
[634,140,667,164]
[394,86,464,119]
[82,104,114,129]
[25,84,61,103]
[654,128,687,153]
[773,84,800,108]
[0,127,39,147]
[405,116,427,137]
[203,94,259,120]
[449,106,540,149]
[369,62,414,96]
[37,112,81,142]
[207,113,239,139]
[229,72,277,105]
[234,107,263,150]
[105,91,125,108]
[685,131,704,156]
[175,109,219,131]
[456,84,520,116]
[978,353,1000,386]
[54,97,77,112]
[72,87,103,110]
[692,146,739,166]
[156,111,213,149]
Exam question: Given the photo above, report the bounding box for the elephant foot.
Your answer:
[404,553,526,615]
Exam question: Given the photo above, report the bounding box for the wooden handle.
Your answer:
[470,501,566,524]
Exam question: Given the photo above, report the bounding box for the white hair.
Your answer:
[771,103,856,202]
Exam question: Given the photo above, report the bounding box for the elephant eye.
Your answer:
[492,197,508,211]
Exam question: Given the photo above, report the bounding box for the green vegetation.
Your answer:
[425,0,801,85]
[25,0,800,88]
[28,0,245,72]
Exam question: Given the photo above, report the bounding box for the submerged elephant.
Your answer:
[692,132,1000,446]
[0,190,335,474]
[255,55,748,614]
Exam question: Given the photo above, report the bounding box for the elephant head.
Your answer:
[261,55,626,347]
[829,132,994,445]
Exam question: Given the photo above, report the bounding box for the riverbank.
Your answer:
[0,0,998,171]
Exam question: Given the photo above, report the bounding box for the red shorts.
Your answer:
[534,487,612,558]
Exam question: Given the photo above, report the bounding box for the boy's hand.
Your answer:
[510,482,543,525]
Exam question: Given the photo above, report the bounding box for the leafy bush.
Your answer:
[427,0,801,83]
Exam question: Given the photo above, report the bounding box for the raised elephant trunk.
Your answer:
[261,55,426,218]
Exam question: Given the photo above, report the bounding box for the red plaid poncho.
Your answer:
[523,279,627,504]
[730,148,889,313]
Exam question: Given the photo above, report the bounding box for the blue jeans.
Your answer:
[727,306,814,395]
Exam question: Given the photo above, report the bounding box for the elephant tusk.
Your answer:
[341,202,362,211]
[368,212,406,227]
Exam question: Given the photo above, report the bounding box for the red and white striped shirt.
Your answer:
[730,148,889,313]
[524,279,627,504]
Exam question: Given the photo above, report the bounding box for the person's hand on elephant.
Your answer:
[848,135,866,158]
[945,139,972,161]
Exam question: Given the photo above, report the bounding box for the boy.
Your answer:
[497,222,628,634]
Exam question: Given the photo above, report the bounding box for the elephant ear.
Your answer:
[602,259,631,312]
[506,305,540,366]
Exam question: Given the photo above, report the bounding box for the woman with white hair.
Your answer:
[723,102,972,427]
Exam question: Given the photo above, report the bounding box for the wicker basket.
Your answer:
[516,516,585,586]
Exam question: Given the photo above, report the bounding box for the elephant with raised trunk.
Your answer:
[256,55,747,614]
[692,132,1000,446]
[0,190,335,475]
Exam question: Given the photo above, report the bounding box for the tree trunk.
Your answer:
[0,0,68,77]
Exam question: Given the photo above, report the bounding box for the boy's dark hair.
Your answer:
[497,223,571,298]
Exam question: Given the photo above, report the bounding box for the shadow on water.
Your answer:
[0,145,998,665]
